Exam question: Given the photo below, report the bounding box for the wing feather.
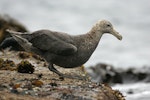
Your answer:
[30,30,77,56]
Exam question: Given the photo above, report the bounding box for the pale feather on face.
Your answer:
[92,20,122,40]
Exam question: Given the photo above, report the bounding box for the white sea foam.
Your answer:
[113,83,150,100]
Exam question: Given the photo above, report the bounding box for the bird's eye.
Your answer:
[106,24,111,27]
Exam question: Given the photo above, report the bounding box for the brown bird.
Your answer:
[6,20,122,79]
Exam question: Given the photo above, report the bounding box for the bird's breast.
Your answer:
[49,48,94,68]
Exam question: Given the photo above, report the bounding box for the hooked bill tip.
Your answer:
[118,35,122,40]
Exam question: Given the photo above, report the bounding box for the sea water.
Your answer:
[0,0,150,99]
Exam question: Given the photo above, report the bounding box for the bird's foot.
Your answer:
[48,64,90,81]
[59,74,89,81]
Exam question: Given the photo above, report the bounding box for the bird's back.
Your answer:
[30,30,73,43]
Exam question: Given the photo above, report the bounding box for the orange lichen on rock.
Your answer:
[32,80,44,87]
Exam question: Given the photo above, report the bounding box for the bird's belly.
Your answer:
[53,57,86,68]
[50,53,90,68]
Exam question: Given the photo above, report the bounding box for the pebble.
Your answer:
[17,87,23,93]
[33,87,41,92]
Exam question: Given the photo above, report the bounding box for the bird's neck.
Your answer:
[74,28,103,61]
[72,29,103,64]
[86,29,103,49]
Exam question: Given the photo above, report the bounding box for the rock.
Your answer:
[87,63,123,84]
[16,87,23,91]
[32,80,44,87]
[120,67,150,83]
[17,60,35,74]
[87,63,150,84]
[23,80,33,90]
[13,83,21,89]
[0,58,17,71]
[127,89,134,94]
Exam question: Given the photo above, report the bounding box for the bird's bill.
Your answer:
[111,29,122,40]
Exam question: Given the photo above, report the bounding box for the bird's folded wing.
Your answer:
[30,34,77,56]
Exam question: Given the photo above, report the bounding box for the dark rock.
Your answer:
[10,89,19,94]
[37,73,43,79]
[137,73,147,80]
[127,89,134,94]
[111,72,123,84]
[87,63,123,84]
[121,68,150,83]
[17,60,34,74]
[88,63,150,84]
[49,82,58,87]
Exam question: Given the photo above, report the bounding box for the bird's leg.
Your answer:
[48,63,64,77]
[48,63,87,80]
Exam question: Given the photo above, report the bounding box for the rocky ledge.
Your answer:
[0,51,125,100]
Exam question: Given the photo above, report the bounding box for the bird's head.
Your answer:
[93,20,122,40]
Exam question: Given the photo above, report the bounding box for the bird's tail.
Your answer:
[6,29,23,35]
[6,29,42,55]
[6,29,33,52]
